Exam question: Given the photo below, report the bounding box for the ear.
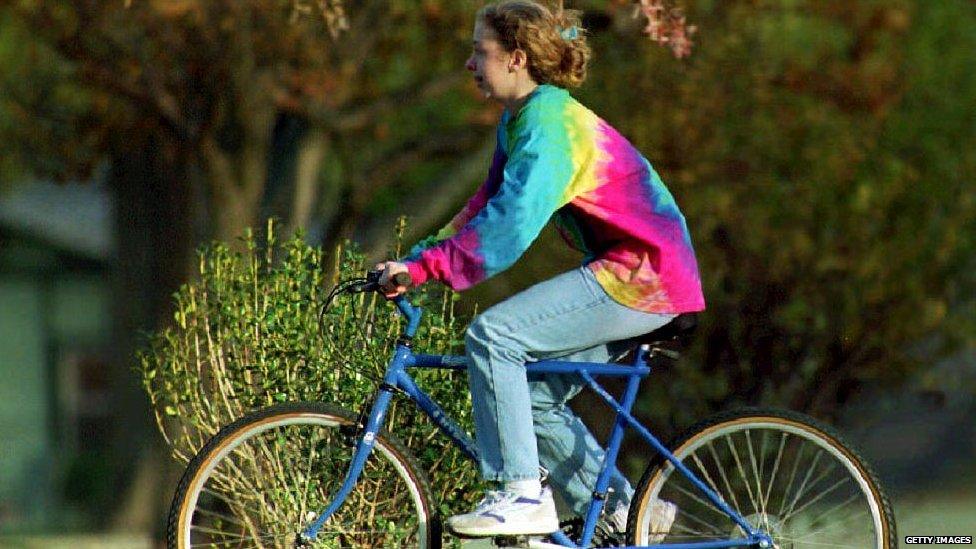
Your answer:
[508,49,528,72]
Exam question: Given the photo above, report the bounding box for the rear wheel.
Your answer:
[629,408,896,548]
[167,402,440,548]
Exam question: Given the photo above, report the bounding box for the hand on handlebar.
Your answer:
[374,261,412,299]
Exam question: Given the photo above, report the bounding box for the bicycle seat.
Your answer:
[634,313,698,347]
[610,313,697,363]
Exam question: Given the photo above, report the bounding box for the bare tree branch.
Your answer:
[360,136,496,259]
[333,72,467,132]
[355,128,484,204]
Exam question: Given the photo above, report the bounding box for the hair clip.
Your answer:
[559,25,579,41]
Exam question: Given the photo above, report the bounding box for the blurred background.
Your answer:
[0,0,973,546]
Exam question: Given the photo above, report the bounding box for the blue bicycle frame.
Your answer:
[303,296,773,548]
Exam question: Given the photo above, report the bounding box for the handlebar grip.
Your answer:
[392,272,412,287]
[365,269,413,289]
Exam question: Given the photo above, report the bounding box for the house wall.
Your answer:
[0,279,50,529]
[0,272,110,531]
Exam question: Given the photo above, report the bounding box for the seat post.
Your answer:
[632,343,652,369]
[581,352,646,544]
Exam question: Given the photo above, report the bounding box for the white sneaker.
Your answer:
[447,487,559,537]
[607,501,630,533]
[646,499,677,542]
[607,499,676,543]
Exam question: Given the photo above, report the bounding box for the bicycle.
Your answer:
[167,270,896,548]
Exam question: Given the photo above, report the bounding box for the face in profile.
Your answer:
[465,20,514,101]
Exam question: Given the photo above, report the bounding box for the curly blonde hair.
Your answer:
[478,1,591,88]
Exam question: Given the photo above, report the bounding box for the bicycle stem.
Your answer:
[393,295,423,337]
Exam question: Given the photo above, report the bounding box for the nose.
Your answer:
[465,55,476,72]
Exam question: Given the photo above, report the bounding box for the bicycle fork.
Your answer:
[297,383,399,544]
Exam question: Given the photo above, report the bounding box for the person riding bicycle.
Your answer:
[376,0,705,539]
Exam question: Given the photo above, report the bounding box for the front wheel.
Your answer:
[167,402,440,548]
[628,408,896,548]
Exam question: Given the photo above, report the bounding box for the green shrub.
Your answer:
[139,219,482,525]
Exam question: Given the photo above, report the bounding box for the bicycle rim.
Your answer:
[630,409,895,548]
[168,403,437,548]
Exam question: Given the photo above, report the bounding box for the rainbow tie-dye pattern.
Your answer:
[403,85,704,313]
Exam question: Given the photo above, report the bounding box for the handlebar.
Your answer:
[337,270,413,294]
[325,269,421,338]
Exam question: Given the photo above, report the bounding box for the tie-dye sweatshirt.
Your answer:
[402,85,705,313]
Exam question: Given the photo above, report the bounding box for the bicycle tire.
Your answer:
[167,401,441,548]
[628,408,896,548]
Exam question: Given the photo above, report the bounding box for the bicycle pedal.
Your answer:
[491,535,528,548]
[489,535,562,549]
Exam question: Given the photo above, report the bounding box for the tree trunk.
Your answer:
[285,128,328,237]
[202,136,266,245]
[109,136,197,536]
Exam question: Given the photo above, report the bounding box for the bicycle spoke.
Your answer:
[707,440,744,516]
[192,506,250,528]
[744,429,770,533]
[191,495,274,549]
[757,430,770,509]
[670,501,729,538]
[209,449,275,518]
[777,440,807,517]
[668,526,727,540]
[199,487,269,520]
[725,432,761,516]
[189,523,288,543]
[669,479,727,518]
[763,432,788,512]
[279,430,324,525]
[782,450,825,520]
[690,452,727,511]
[783,476,849,525]
[802,493,862,528]
[792,504,869,541]
[300,428,325,522]
[770,536,875,548]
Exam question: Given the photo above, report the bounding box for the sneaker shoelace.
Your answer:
[473,490,536,514]
[472,490,507,513]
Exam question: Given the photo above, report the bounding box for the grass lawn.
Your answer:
[893,487,976,548]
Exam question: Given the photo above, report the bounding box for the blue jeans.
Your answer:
[465,266,675,516]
